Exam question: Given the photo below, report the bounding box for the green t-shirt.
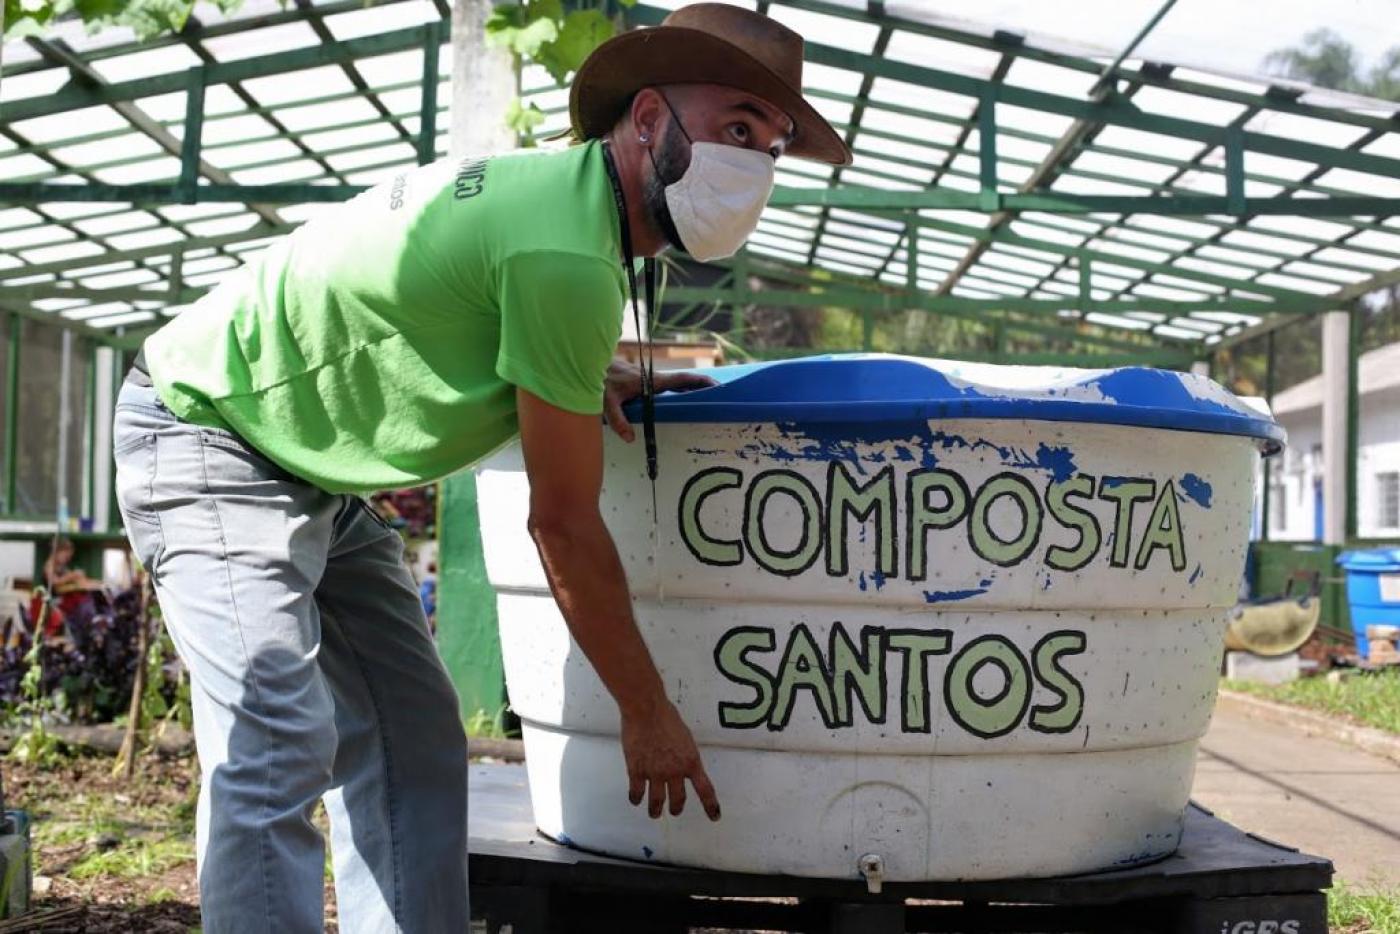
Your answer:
[145,141,626,494]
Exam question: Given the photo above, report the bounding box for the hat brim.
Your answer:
[571,26,853,167]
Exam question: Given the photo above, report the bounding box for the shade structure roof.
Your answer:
[2,0,1399,361]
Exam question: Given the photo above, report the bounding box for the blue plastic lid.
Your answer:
[1337,548,1400,571]
[629,354,1284,451]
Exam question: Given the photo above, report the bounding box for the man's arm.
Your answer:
[516,386,721,821]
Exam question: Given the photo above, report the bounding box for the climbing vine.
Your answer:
[486,0,636,142]
[3,0,241,40]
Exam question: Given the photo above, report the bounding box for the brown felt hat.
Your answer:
[570,3,852,166]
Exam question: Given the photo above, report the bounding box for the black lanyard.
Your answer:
[601,141,659,521]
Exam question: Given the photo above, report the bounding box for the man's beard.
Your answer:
[643,124,689,253]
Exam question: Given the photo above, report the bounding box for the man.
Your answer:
[111,4,850,931]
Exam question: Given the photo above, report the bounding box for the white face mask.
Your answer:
[662,141,775,262]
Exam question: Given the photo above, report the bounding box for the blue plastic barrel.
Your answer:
[1336,548,1400,657]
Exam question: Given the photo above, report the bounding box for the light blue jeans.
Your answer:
[112,381,469,933]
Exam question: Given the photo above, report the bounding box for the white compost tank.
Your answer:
[477,355,1283,881]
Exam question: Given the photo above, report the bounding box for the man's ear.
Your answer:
[630,88,665,145]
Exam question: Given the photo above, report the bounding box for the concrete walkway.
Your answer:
[1192,704,1400,885]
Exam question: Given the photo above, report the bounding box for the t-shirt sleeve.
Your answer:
[496,249,624,416]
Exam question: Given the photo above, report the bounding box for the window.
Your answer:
[1271,485,1287,532]
[1379,472,1400,529]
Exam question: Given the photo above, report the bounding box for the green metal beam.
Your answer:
[759,0,1399,135]
[666,282,1188,357]
[5,180,1394,219]
[0,224,296,283]
[623,4,1400,180]
[3,23,446,124]
[768,188,1400,217]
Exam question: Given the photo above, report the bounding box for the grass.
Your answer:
[1224,669,1400,735]
[1330,881,1400,933]
[67,835,194,881]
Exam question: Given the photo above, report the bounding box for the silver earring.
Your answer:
[639,134,650,144]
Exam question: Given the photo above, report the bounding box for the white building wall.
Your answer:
[1261,384,1400,542]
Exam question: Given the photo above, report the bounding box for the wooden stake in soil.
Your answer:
[115,574,153,779]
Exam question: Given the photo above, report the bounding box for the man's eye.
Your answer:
[730,123,750,143]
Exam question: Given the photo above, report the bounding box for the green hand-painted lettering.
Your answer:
[770,625,838,729]
[1029,631,1087,733]
[907,470,970,581]
[945,635,1032,739]
[1098,479,1156,568]
[826,463,898,578]
[679,466,744,566]
[1134,479,1187,571]
[714,627,777,729]
[1045,475,1100,572]
[886,630,952,733]
[745,471,824,576]
[968,473,1042,567]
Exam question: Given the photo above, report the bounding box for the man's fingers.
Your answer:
[628,768,644,807]
[604,395,636,442]
[655,372,718,393]
[648,777,666,819]
[667,776,687,816]
[690,767,722,822]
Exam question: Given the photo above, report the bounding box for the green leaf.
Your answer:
[505,97,546,136]
[535,8,613,84]
[3,0,54,37]
[112,0,193,40]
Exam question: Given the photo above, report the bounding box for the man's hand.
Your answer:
[604,358,717,442]
[622,699,721,821]
[517,386,722,822]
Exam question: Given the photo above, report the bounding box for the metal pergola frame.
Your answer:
[2,0,1399,529]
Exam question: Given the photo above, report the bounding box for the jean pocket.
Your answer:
[114,432,161,534]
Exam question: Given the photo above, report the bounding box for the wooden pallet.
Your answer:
[467,763,1333,934]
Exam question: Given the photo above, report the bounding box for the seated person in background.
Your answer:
[44,538,102,595]
[36,538,102,639]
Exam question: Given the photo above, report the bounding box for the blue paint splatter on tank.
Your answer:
[871,568,888,590]
[1043,575,1053,591]
[1188,564,1203,584]
[1034,443,1078,483]
[858,571,868,592]
[923,588,988,603]
[642,846,654,859]
[1180,473,1213,508]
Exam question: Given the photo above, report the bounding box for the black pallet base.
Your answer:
[467,764,1332,934]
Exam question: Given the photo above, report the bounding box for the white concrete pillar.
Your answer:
[92,347,115,531]
[1321,309,1350,545]
[1190,360,1210,378]
[449,0,516,161]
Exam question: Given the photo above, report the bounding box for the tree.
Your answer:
[1263,28,1400,101]
[1220,32,1400,398]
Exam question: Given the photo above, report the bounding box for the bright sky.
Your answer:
[893,0,1399,87]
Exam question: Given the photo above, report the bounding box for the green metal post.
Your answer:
[4,314,19,515]
[978,84,999,212]
[1078,254,1092,312]
[85,342,96,520]
[861,310,874,351]
[1260,328,1276,542]
[1345,307,1361,540]
[179,66,207,203]
[418,22,441,166]
[1225,125,1245,216]
[435,474,505,722]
